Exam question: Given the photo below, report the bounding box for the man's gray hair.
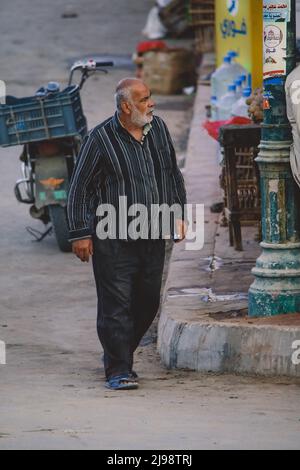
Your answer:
[114,87,132,112]
[114,78,144,112]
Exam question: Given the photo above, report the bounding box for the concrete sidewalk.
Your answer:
[158,84,300,378]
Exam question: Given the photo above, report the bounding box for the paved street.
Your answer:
[0,0,299,450]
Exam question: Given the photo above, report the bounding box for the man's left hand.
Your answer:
[175,220,188,243]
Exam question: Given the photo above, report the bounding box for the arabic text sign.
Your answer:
[263,1,291,22]
[220,18,247,39]
[263,22,287,78]
[216,0,263,88]
[227,0,240,17]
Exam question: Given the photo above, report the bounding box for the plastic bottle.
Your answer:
[239,74,247,89]
[211,56,238,101]
[211,96,218,121]
[217,85,237,120]
[234,79,243,99]
[247,74,252,89]
[231,87,252,118]
[227,51,248,78]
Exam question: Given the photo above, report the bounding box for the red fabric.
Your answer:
[136,41,167,54]
[203,117,252,141]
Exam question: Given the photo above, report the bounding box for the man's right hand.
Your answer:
[72,238,93,263]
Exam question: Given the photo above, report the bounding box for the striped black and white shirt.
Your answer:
[67,112,187,241]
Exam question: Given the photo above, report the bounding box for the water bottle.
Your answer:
[231,87,252,118]
[218,85,237,120]
[239,74,247,88]
[211,56,238,101]
[234,79,243,99]
[247,74,252,89]
[211,96,218,121]
[227,51,248,78]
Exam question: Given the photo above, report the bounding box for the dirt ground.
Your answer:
[0,0,300,451]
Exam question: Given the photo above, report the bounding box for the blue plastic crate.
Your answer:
[0,85,87,147]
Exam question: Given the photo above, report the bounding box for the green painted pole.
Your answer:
[249,0,300,317]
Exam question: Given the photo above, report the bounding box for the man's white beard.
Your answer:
[131,105,154,128]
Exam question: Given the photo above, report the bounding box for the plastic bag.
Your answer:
[142,6,167,40]
[157,0,173,7]
[136,40,167,54]
[203,117,252,141]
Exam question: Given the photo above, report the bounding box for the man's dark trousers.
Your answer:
[92,237,166,380]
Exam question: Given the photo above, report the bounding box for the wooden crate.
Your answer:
[219,125,262,251]
[189,0,215,53]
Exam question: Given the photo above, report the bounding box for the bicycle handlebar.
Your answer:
[71,59,114,73]
[95,61,114,68]
[68,59,114,87]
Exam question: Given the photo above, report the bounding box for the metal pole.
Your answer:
[249,0,300,317]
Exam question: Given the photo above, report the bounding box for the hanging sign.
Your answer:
[263,1,290,79]
[263,22,287,78]
[216,0,263,88]
[263,1,291,22]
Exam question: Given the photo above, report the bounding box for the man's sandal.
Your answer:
[105,374,139,390]
[130,370,139,381]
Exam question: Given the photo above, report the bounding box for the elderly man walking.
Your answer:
[67,78,187,390]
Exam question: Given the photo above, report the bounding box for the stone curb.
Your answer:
[158,308,300,377]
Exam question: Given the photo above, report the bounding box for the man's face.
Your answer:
[129,83,155,127]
